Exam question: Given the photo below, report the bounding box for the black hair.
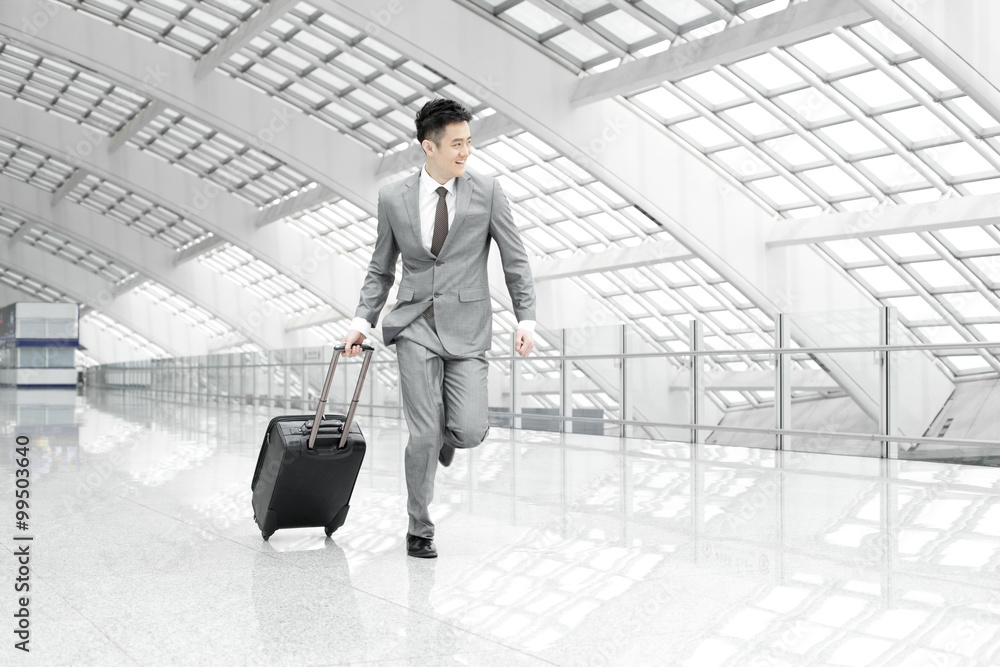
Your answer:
[415,98,473,145]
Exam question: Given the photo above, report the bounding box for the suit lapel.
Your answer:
[401,172,429,257]
[440,172,473,257]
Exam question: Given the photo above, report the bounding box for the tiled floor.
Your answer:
[2,388,1000,666]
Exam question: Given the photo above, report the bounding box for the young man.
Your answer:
[342,99,536,558]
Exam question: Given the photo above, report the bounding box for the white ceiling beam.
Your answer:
[194,0,300,78]
[0,0,381,214]
[173,235,228,266]
[107,99,166,152]
[51,167,88,202]
[854,0,1000,127]
[0,174,326,351]
[768,193,1000,247]
[0,243,210,358]
[0,96,363,323]
[255,186,337,228]
[572,0,869,105]
[534,238,694,282]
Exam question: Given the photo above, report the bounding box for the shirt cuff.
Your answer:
[516,320,535,333]
[349,317,372,337]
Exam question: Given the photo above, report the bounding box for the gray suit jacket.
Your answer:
[355,169,536,355]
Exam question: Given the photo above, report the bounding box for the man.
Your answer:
[342,99,536,559]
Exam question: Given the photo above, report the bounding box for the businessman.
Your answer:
[342,99,536,558]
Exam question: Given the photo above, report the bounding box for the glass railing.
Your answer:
[86,307,1000,465]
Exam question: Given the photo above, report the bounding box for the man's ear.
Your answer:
[421,139,435,156]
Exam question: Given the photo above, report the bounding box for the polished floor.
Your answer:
[2,388,1000,666]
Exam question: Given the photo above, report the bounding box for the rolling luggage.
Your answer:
[251,344,374,540]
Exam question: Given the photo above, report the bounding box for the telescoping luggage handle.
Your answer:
[307,343,374,451]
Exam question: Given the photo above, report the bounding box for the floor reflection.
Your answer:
[1,387,998,666]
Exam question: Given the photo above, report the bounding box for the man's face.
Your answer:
[423,121,472,182]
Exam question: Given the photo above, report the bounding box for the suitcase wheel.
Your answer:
[262,531,272,541]
[324,526,334,537]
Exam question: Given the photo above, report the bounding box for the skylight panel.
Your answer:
[749,176,810,209]
[800,165,867,200]
[760,135,826,169]
[502,3,564,35]
[853,266,909,294]
[671,117,732,151]
[878,107,955,146]
[969,257,1000,288]
[907,260,966,290]
[772,88,848,127]
[269,47,312,73]
[592,10,658,47]
[372,74,416,101]
[941,292,1000,319]
[631,87,694,123]
[856,154,928,191]
[790,34,869,77]
[886,296,941,323]
[285,82,326,107]
[947,97,1000,135]
[553,189,598,216]
[900,59,961,99]
[835,70,913,113]
[894,188,942,204]
[937,227,998,254]
[522,227,565,253]
[944,355,991,373]
[484,142,532,169]
[711,147,771,181]
[680,71,747,108]
[960,179,1000,196]
[731,53,804,93]
[640,0,708,26]
[721,104,785,139]
[972,323,1000,340]
[547,29,609,64]
[817,121,888,158]
[878,233,935,260]
[824,239,878,265]
[290,30,337,58]
[920,143,996,181]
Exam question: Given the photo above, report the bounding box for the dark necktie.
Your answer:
[431,186,448,256]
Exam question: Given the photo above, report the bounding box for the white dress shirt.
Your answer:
[350,167,535,337]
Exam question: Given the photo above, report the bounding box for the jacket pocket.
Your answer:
[459,287,488,302]
[396,287,415,302]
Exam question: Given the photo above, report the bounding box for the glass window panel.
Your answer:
[879,233,934,259]
[750,176,809,208]
[496,174,530,199]
[945,356,991,372]
[679,285,719,308]
[908,260,966,289]
[333,52,377,78]
[851,21,915,59]
[824,239,878,265]
[836,70,912,111]
[961,179,1000,196]
[672,117,732,150]
[818,121,887,156]
[791,34,868,76]
[486,142,532,168]
[515,133,558,158]
[731,53,803,92]
[837,197,880,212]
[547,30,609,64]
[592,11,657,46]
[642,0,711,25]
[712,146,771,180]
[631,87,694,122]
[915,325,965,345]
[938,227,998,253]
[502,3,563,34]
[857,154,927,189]
[971,323,1000,341]
[773,87,851,127]
[553,188,598,215]
[854,266,909,293]
[895,188,942,204]
[947,97,1000,134]
[561,0,609,13]
[968,256,1000,286]
[901,59,960,97]
[879,106,955,145]
[680,71,747,108]
[519,164,564,190]
[800,165,866,199]
[721,103,785,138]
[761,134,826,168]
[941,292,1000,319]
[612,294,648,317]
[585,211,629,237]
[920,143,996,180]
[552,220,596,244]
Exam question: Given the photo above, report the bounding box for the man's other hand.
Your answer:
[342,330,367,357]
[515,329,534,358]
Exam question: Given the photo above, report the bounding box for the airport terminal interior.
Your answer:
[1,0,1000,664]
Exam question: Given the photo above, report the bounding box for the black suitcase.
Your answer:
[251,344,374,540]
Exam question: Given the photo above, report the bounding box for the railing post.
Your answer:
[775,313,791,451]
[690,320,703,444]
[511,330,520,430]
[560,328,571,434]
[880,307,898,459]
[620,325,629,438]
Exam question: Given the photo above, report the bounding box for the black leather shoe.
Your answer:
[438,443,455,467]
[406,533,437,559]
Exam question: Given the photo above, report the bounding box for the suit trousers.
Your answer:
[395,312,490,538]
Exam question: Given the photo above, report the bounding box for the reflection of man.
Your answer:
[342,99,536,558]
